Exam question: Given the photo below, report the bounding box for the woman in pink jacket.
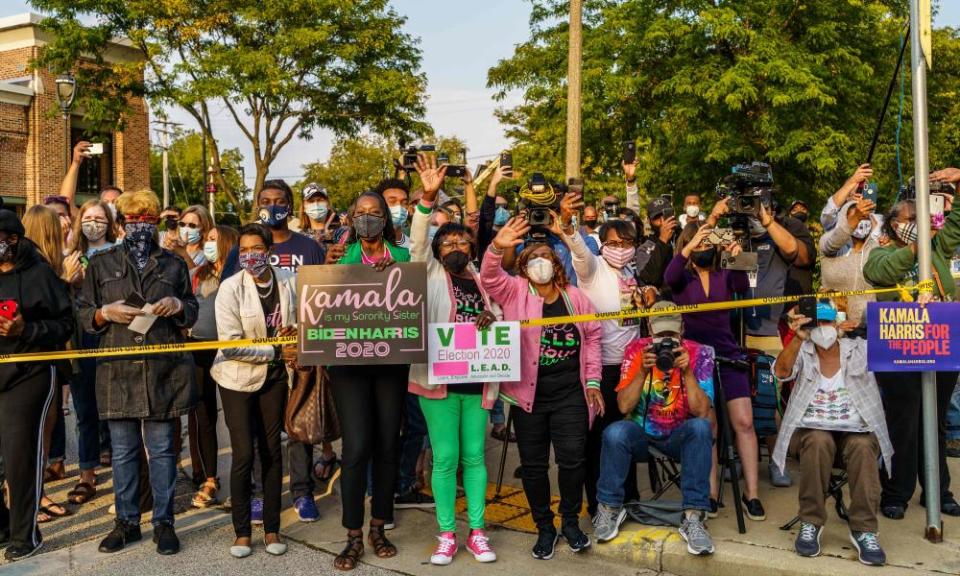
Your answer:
[480,216,604,561]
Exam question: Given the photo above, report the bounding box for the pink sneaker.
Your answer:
[430,532,458,566]
[467,529,497,562]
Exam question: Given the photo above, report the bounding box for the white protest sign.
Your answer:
[428,322,520,385]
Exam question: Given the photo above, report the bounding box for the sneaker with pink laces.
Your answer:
[430,532,458,566]
[467,529,497,562]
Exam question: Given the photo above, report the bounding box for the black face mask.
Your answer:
[441,250,470,274]
[691,247,716,268]
[792,211,809,223]
[583,219,598,229]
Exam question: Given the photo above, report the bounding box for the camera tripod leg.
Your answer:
[494,407,514,500]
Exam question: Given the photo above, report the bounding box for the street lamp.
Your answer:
[54,72,77,174]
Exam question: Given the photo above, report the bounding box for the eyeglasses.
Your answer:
[178,221,200,229]
[440,240,472,250]
[603,240,632,249]
[123,214,159,224]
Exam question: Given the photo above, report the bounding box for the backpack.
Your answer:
[748,349,779,438]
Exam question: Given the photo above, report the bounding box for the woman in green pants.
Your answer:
[408,154,502,566]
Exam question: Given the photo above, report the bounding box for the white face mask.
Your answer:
[852,218,873,240]
[685,205,700,218]
[526,257,555,285]
[810,325,838,350]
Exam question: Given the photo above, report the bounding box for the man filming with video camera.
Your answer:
[706,162,814,488]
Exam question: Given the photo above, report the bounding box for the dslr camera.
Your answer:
[651,338,681,372]
[716,161,774,217]
[399,138,436,172]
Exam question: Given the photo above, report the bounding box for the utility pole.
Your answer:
[565,0,583,181]
[909,0,941,543]
[152,120,181,208]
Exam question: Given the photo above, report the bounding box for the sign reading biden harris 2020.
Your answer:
[867,302,958,372]
[297,263,427,366]
[427,322,521,385]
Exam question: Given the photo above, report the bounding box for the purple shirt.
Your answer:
[664,254,749,358]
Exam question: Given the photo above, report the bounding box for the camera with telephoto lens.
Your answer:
[399,138,436,172]
[716,161,774,217]
[651,338,680,372]
[520,172,559,229]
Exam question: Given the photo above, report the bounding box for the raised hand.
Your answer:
[492,216,531,251]
[559,192,584,228]
[681,225,712,258]
[416,153,448,200]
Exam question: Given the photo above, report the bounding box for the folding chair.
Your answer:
[646,356,748,534]
[780,462,850,530]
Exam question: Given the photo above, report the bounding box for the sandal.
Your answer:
[334,534,364,571]
[43,462,66,483]
[367,524,397,558]
[191,479,219,508]
[314,454,339,483]
[100,452,112,468]
[67,482,96,505]
[38,502,71,521]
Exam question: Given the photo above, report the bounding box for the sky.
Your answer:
[1,0,959,187]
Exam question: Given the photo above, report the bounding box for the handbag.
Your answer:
[285,367,340,445]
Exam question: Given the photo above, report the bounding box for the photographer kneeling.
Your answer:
[774,302,892,566]
[593,302,715,556]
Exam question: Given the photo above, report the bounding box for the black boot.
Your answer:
[0,499,10,546]
[153,522,180,555]
[99,519,142,553]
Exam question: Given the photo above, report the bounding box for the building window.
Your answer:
[71,129,114,197]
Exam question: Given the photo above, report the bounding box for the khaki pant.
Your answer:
[789,428,881,532]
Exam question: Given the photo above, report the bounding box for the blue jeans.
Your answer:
[109,419,177,526]
[597,418,712,512]
[489,399,506,426]
[71,353,102,470]
[947,380,960,441]
[396,392,428,495]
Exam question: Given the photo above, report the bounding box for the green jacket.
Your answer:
[863,207,960,301]
[338,241,410,265]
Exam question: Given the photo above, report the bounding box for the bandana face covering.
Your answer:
[123,222,156,271]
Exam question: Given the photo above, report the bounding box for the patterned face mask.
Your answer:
[239,251,269,277]
[123,222,156,270]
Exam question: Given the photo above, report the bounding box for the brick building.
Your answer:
[0,12,150,213]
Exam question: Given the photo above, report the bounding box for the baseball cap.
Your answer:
[649,300,682,336]
[647,196,671,220]
[302,183,328,200]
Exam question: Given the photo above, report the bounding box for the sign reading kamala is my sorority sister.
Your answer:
[297,263,428,366]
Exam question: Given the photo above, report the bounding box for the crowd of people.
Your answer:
[1,137,960,570]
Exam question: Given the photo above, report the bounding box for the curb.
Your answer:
[597,525,943,576]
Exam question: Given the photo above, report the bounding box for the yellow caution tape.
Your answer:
[0,280,934,364]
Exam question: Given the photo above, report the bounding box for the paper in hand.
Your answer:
[127,302,158,335]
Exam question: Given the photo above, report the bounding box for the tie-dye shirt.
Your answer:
[616,337,715,440]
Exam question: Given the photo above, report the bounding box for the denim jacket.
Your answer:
[77,243,198,420]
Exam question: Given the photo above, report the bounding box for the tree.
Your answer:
[298,134,469,210]
[32,0,430,214]
[149,130,247,218]
[488,0,960,210]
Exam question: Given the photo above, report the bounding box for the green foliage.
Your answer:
[148,130,247,218]
[31,0,430,214]
[298,133,469,211]
[488,0,960,212]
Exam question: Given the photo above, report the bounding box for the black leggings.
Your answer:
[0,368,55,549]
[189,349,219,483]
[513,393,589,530]
[585,364,639,515]
[219,377,286,537]
[329,364,407,530]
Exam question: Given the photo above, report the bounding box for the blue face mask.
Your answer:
[179,226,202,245]
[305,202,329,222]
[258,205,290,228]
[390,205,408,229]
[494,206,510,226]
[428,225,439,242]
